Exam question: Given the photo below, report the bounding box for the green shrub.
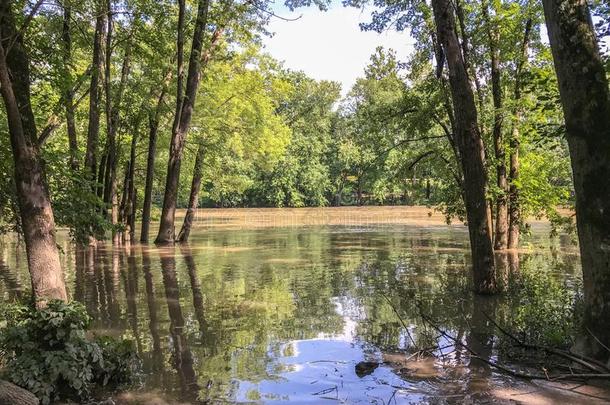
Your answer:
[0,300,140,404]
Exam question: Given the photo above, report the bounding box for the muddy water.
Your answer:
[0,208,608,404]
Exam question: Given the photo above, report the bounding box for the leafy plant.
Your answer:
[0,301,140,405]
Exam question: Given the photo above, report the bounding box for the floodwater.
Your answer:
[1,207,609,404]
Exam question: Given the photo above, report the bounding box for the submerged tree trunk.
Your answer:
[542,0,610,361]
[0,2,67,305]
[155,0,211,244]
[482,1,508,250]
[431,0,497,294]
[177,143,205,243]
[508,18,532,250]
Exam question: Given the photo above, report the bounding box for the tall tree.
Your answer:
[84,0,106,183]
[0,0,68,305]
[431,0,497,293]
[155,0,211,244]
[482,0,508,250]
[542,0,610,360]
[61,2,79,171]
[508,18,532,249]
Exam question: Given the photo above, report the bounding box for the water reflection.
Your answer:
[1,225,607,403]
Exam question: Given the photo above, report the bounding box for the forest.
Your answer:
[0,0,609,403]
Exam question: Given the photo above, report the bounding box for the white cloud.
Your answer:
[262,5,415,94]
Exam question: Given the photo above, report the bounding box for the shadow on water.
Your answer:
[1,224,609,403]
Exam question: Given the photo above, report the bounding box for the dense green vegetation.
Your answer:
[0,300,139,404]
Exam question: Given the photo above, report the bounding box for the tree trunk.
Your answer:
[482,0,508,250]
[508,18,532,250]
[61,4,78,172]
[140,92,165,243]
[84,0,106,182]
[124,129,138,242]
[0,380,39,405]
[155,0,211,244]
[0,2,67,305]
[103,4,133,244]
[431,0,497,294]
[177,143,205,243]
[542,0,610,361]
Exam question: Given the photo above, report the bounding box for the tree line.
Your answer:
[0,0,609,362]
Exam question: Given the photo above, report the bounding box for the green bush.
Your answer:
[0,300,140,404]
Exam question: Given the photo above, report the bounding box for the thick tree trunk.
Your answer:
[61,5,78,171]
[84,1,106,181]
[508,19,532,250]
[432,0,497,294]
[0,380,39,405]
[0,2,67,305]
[155,0,211,244]
[542,0,610,361]
[177,143,205,243]
[482,1,508,250]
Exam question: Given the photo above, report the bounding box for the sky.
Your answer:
[262,4,415,95]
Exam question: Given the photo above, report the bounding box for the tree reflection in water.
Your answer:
[1,225,605,403]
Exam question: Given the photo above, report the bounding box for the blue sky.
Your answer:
[262,3,415,95]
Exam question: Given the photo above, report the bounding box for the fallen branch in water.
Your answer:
[482,312,610,374]
[411,302,610,382]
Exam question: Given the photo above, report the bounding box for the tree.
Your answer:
[541,0,610,361]
[155,0,212,244]
[431,0,497,294]
[0,0,67,305]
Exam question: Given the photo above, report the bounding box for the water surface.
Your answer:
[1,208,608,404]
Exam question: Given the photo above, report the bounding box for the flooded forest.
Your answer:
[1,0,610,404]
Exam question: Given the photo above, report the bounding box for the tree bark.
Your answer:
[155,0,211,244]
[542,0,610,361]
[508,18,532,250]
[431,0,497,294]
[0,1,67,305]
[177,143,205,243]
[482,0,508,250]
[0,380,39,405]
[84,0,106,182]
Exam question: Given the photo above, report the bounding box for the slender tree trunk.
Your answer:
[482,1,508,250]
[61,4,78,171]
[432,0,497,294]
[140,91,165,242]
[0,2,67,305]
[155,0,211,244]
[508,18,532,250]
[84,1,106,182]
[177,143,205,242]
[103,4,133,244]
[103,0,119,242]
[542,0,610,361]
[123,129,138,242]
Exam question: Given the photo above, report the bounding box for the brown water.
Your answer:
[0,208,608,404]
